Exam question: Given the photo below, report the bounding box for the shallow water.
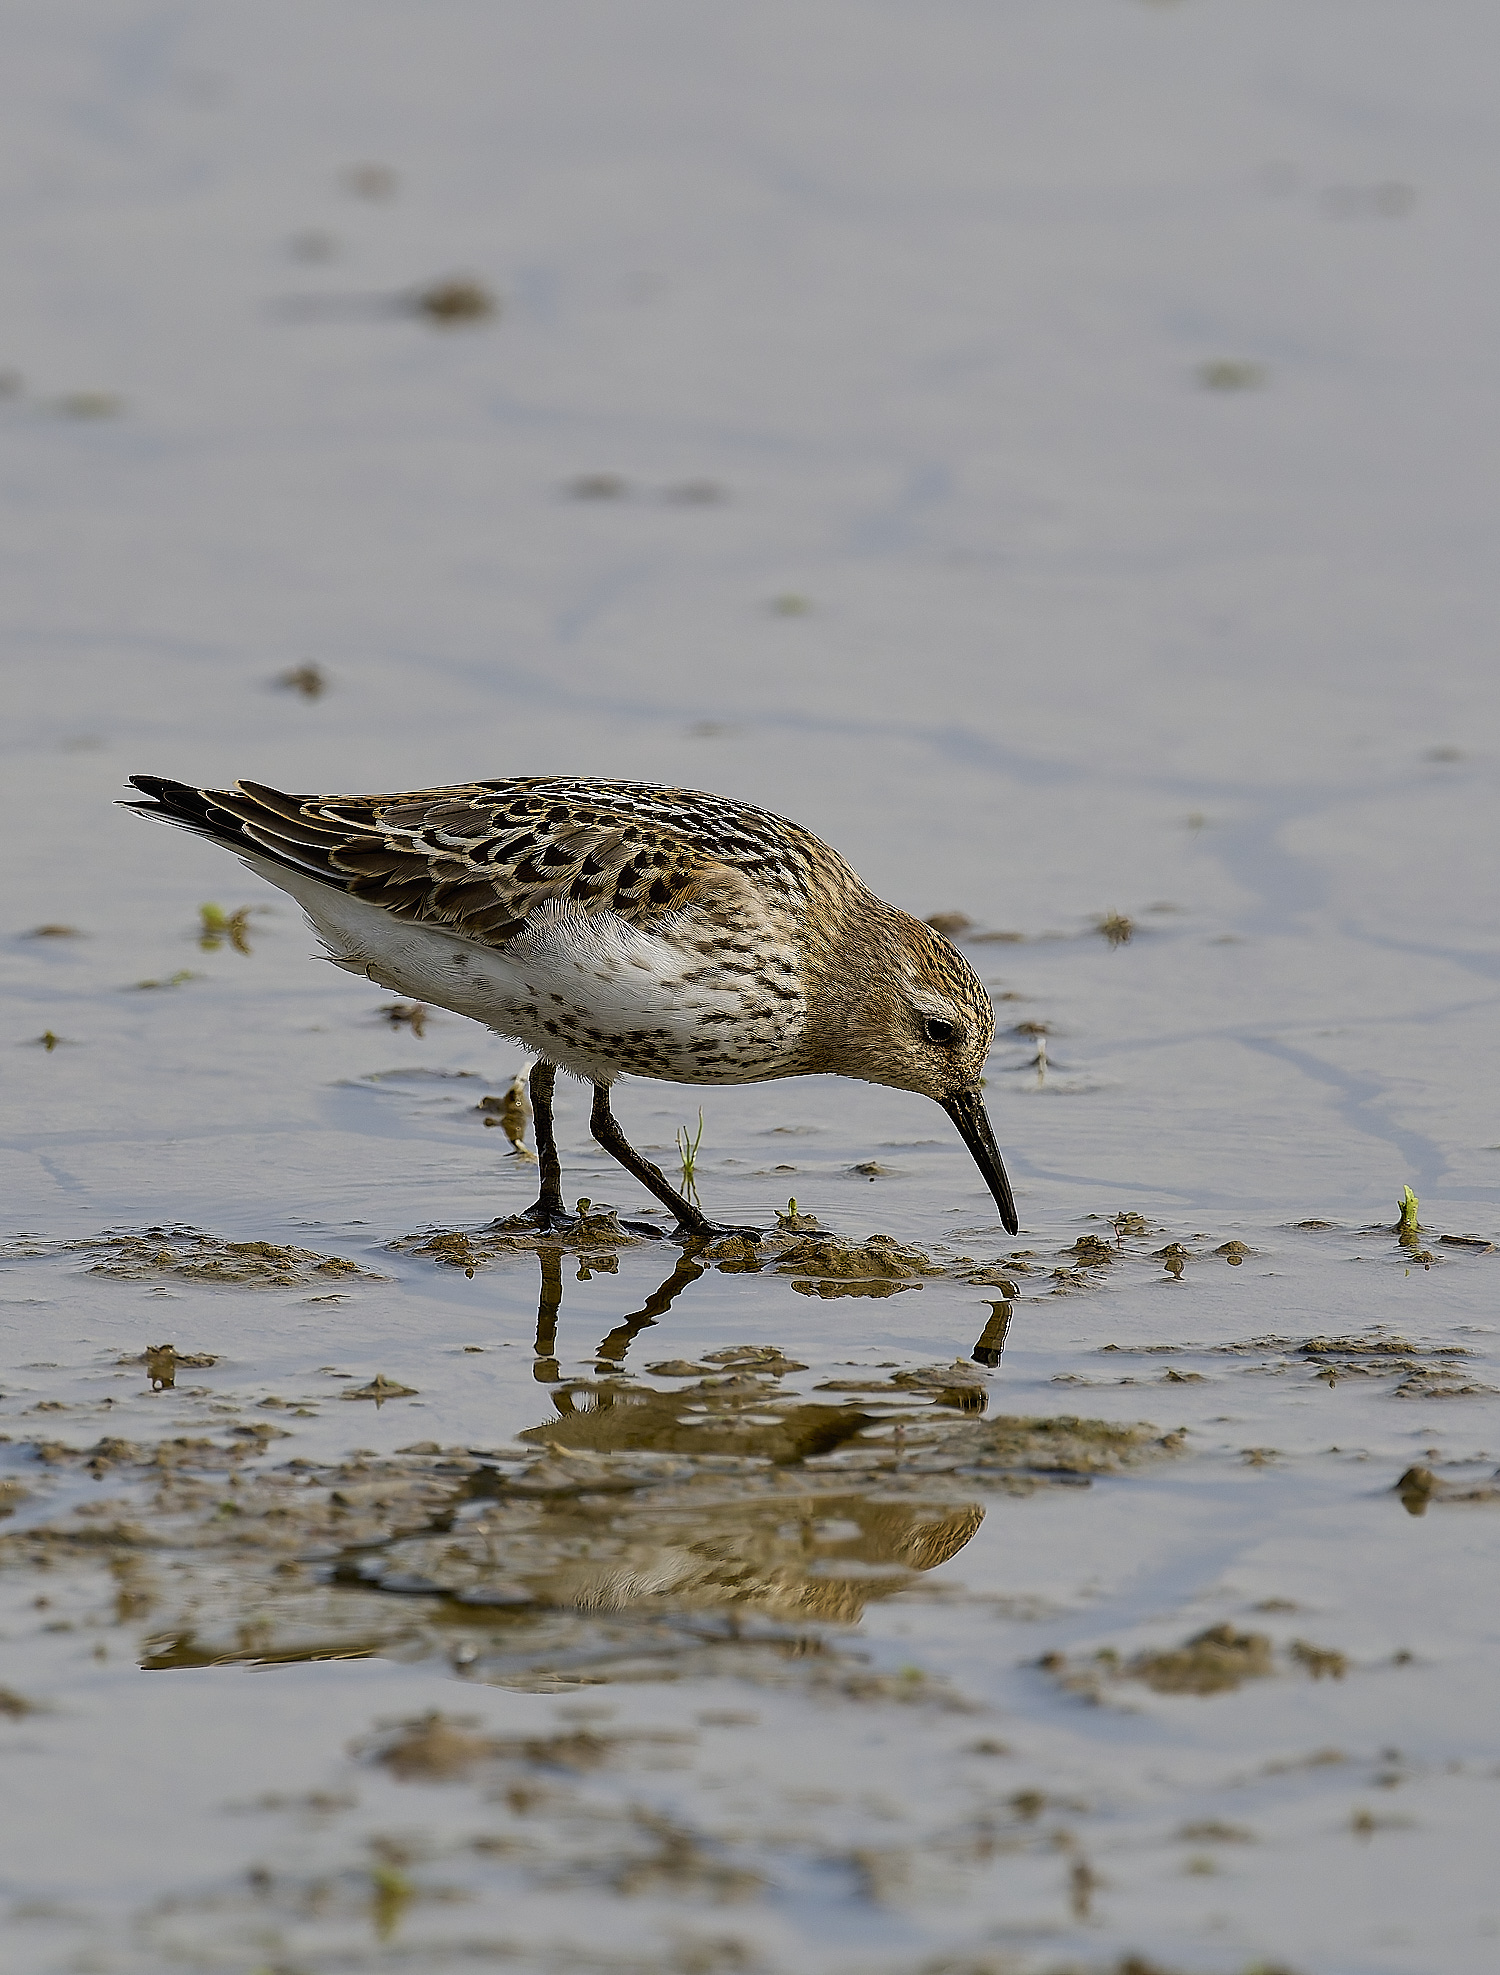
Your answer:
[4,5,1500,1972]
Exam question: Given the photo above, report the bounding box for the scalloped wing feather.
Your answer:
[181,776,830,947]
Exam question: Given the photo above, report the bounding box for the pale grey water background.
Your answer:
[3,5,1500,1971]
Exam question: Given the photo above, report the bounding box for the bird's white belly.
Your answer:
[243,855,801,1086]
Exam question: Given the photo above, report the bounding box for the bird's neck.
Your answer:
[796,885,911,1080]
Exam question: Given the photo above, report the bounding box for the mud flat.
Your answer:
[5,1,1500,1969]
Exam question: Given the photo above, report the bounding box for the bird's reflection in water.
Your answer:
[137,1245,993,1675]
[532,1244,1013,1383]
[971,1299,1013,1367]
[476,1244,988,1631]
[532,1244,708,1381]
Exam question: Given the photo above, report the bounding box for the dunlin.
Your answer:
[125,776,1019,1237]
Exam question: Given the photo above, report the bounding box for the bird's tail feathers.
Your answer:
[122,776,345,888]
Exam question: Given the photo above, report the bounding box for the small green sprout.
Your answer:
[775,1197,819,1232]
[370,1862,413,1941]
[1397,1185,1420,1236]
[676,1109,705,1203]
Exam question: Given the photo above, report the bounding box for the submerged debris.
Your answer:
[363,1711,689,1783]
[1198,359,1266,391]
[125,1344,220,1391]
[566,472,628,500]
[1044,1621,1359,1702]
[198,903,253,954]
[476,1075,533,1155]
[132,970,202,990]
[408,276,497,324]
[380,1001,429,1037]
[1288,1639,1348,1680]
[273,662,328,699]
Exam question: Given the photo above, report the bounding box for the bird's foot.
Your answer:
[493,1201,671,1242]
[497,1199,576,1234]
[677,1221,765,1247]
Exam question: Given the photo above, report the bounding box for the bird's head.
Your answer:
[838,918,995,1101]
[808,904,1018,1233]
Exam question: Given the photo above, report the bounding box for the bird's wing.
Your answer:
[126,775,803,944]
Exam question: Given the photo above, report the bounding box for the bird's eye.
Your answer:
[923,1016,957,1046]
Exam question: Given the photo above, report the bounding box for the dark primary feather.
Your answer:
[125,774,845,946]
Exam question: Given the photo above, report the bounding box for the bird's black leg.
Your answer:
[533,1248,564,1383]
[594,1250,707,1373]
[517,1061,572,1230]
[589,1084,760,1241]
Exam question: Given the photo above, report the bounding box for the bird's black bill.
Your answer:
[941,1088,1019,1235]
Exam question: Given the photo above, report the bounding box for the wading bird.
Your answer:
[125,775,1019,1238]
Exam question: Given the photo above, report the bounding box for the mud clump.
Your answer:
[1046,1622,1355,1702]
[1288,1639,1348,1680]
[952,1415,1185,1478]
[363,1712,686,1783]
[341,1373,418,1403]
[1393,1369,1496,1399]
[402,1229,485,1274]
[1394,1464,1500,1515]
[1066,1235,1114,1267]
[395,1208,648,1274]
[61,1229,380,1288]
[1301,1333,1427,1358]
[1130,1626,1275,1694]
[770,1233,940,1281]
[1046,1624,1274,1700]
